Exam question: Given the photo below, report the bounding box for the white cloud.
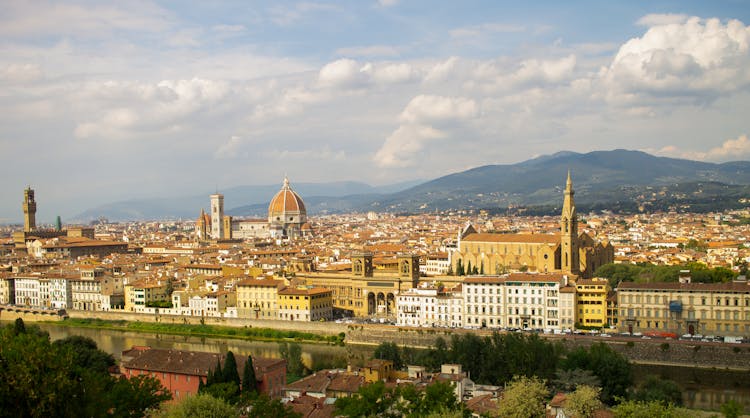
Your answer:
[215,135,244,159]
[374,95,479,167]
[0,63,43,83]
[449,23,525,40]
[602,17,750,103]
[374,125,445,167]
[636,13,689,27]
[378,0,399,7]
[0,1,172,39]
[335,45,401,58]
[649,135,750,162]
[268,2,341,26]
[73,78,230,140]
[399,95,478,124]
[318,58,368,88]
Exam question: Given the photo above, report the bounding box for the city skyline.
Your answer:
[2,1,750,221]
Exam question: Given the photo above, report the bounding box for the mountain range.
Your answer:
[73,149,750,222]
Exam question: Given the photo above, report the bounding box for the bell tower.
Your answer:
[210,193,224,239]
[351,252,374,277]
[397,254,421,288]
[560,171,579,274]
[22,187,36,232]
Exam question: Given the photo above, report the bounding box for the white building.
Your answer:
[48,277,73,309]
[463,276,506,329]
[462,273,569,330]
[504,274,564,330]
[14,276,42,307]
[559,285,577,330]
[420,253,451,276]
[396,286,463,328]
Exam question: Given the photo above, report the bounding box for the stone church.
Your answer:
[452,172,613,279]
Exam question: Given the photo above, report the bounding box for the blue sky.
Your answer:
[2,0,750,222]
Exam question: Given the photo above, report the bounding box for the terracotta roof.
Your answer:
[236,278,284,288]
[268,177,306,216]
[618,281,750,292]
[462,233,560,244]
[326,373,365,393]
[279,287,331,296]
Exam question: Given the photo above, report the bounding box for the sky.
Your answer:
[2,0,750,223]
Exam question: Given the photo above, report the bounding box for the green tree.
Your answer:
[153,393,238,418]
[466,261,473,276]
[721,399,744,418]
[456,259,465,276]
[53,335,116,374]
[240,393,301,418]
[0,321,169,418]
[14,317,26,335]
[201,382,240,404]
[222,351,241,388]
[551,369,601,394]
[335,380,398,418]
[496,375,548,418]
[242,356,258,394]
[612,400,692,418]
[564,385,603,418]
[632,375,682,406]
[108,375,172,418]
[562,343,631,405]
[373,341,403,369]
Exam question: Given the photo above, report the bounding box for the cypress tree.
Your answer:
[222,351,241,387]
[213,357,224,383]
[242,356,258,394]
[457,259,464,276]
[480,261,484,275]
[467,261,473,276]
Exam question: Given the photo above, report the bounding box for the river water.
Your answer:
[23,323,750,412]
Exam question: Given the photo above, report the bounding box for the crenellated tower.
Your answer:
[22,187,36,232]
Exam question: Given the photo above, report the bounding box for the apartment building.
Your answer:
[277,287,333,322]
[236,278,284,319]
[617,278,750,337]
[396,286,463,327]
[575,277,610,327]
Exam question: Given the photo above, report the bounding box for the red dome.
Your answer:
[268,177,306,216]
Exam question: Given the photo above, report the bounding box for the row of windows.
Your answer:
[621,293,749,307]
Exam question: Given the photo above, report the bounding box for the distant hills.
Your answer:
[73,149,750,222]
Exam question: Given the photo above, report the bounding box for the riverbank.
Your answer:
[44,317,345,345]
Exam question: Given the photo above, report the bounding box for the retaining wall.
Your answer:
[346,325,750,371]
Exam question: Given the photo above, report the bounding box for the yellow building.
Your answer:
[362,359,394,383]
[453,173,613,278]
[124,280,168,312]
[575,277,610,328]
[617,278,750,337]
[277,287,333,321]
[236,278,284,319]
[295,253,420,318]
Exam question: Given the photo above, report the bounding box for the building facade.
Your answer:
[575,277,610,327]
[396,286,463,327]
[236,278,283,319]
[617,279,750,337]
[277,287,333,321]
[452,173,613,278]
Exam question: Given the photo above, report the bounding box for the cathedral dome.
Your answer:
[268,177,307,222]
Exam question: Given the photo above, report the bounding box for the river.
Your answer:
[24,323,750,412]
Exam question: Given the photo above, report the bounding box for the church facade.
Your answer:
[195,177,312,241]
[452,173,613,279]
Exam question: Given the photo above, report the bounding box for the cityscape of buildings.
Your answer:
[3,173,750,415]
[2,174,750,339]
